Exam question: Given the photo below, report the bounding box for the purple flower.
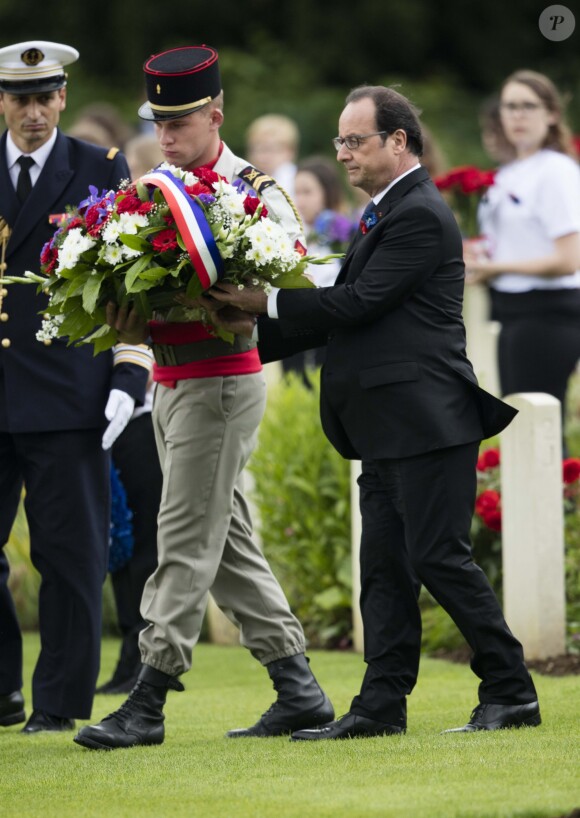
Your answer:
[78,186,115,215]
[198,193,216,206]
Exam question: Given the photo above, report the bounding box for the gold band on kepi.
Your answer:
[138,45,221,122]
[0,40,78,94]
[149,96,212,113]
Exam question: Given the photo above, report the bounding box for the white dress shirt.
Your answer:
[6,129,58,190]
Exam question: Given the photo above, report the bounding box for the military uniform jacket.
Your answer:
[0,129,147,433]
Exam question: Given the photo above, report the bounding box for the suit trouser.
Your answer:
[139,373,305,676]
[0,430,109,719]
[350,442,537,726]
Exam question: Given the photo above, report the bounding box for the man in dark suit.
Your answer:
[0,41,148,733]
[208,85,541,738]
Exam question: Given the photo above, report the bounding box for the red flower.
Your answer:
[243,195,267,218]
[475,490,500,516]
[563,458,580,484]
[66,217,84,230]
[40,241,58,273]
[116,194,143,214]
[434,166,496,195]
[84,204,101,229]
[151,228,178,253]
[482,509,502,532]
[185,181,213,197]
[477,448,500,471]
[195,168,222,187]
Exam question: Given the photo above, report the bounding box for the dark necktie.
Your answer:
[16,156,35,204]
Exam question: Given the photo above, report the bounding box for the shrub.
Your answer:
[249,370,352,648]
[421,443,580,654]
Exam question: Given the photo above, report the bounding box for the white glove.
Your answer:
[102,389,135,450]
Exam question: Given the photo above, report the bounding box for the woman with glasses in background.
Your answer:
[464,69,580,451]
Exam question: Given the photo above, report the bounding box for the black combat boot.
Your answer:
[73,665,184,750]
[226,653,334,737]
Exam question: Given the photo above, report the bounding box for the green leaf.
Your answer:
[59,305,98,342]
[273,270,316,289]
[119,233,152,253]
[82,273,103,315]
[126,277,163,292]
[138,266,170,282]
[124,253,154,291]
[185,276,203,300]
[66,272,91,299]
[135,291,153,319]
[135,180,150,202]
[79,323,117,355]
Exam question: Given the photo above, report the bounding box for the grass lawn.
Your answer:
[0,634,578,818]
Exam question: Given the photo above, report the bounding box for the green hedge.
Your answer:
[7,372,580,656]
[248,369,352,648]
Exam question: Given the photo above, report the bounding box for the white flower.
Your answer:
[102,219,123,244]
[122,245,142,260]
[118,212,149,234]
[182,171,198,187]
[102,244,125,264]
[36,313,64,343]
[56,228,96,272]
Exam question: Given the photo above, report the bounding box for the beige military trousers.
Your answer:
[139,372,306,676]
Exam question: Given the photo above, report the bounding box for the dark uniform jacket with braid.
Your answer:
[0,129,147,432]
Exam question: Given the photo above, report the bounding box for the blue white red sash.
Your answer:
[139,169,224,290]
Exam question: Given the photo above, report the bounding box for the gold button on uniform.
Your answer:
[0,312,8,321]
[43,339,52,346]
[1,338,10,348]
[0,288,7,297]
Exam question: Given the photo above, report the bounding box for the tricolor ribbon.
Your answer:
[139,169,224,290]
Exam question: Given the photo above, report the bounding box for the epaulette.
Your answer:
[106,147,120,161]
[238,165,276,194]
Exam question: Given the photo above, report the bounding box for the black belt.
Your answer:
[152,336,256,366]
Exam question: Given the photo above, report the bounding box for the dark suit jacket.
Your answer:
[258,166,516,460]
[0,129,147,433]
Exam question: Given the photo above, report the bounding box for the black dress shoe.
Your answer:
[0,691,26,727]
[291,712,405,741]
[443,701,541,733]
[21,710,75,733]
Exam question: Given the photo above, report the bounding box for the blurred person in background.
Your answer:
[246,113,299,197]
[66,101,135,151]
[285,155,355,376]
[465,70,580,451]
[124,132,164,179]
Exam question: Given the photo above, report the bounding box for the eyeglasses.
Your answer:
[332,131,388,151]
[499,102,544,115]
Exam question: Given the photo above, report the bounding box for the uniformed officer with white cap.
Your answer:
[0,41,149,734]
